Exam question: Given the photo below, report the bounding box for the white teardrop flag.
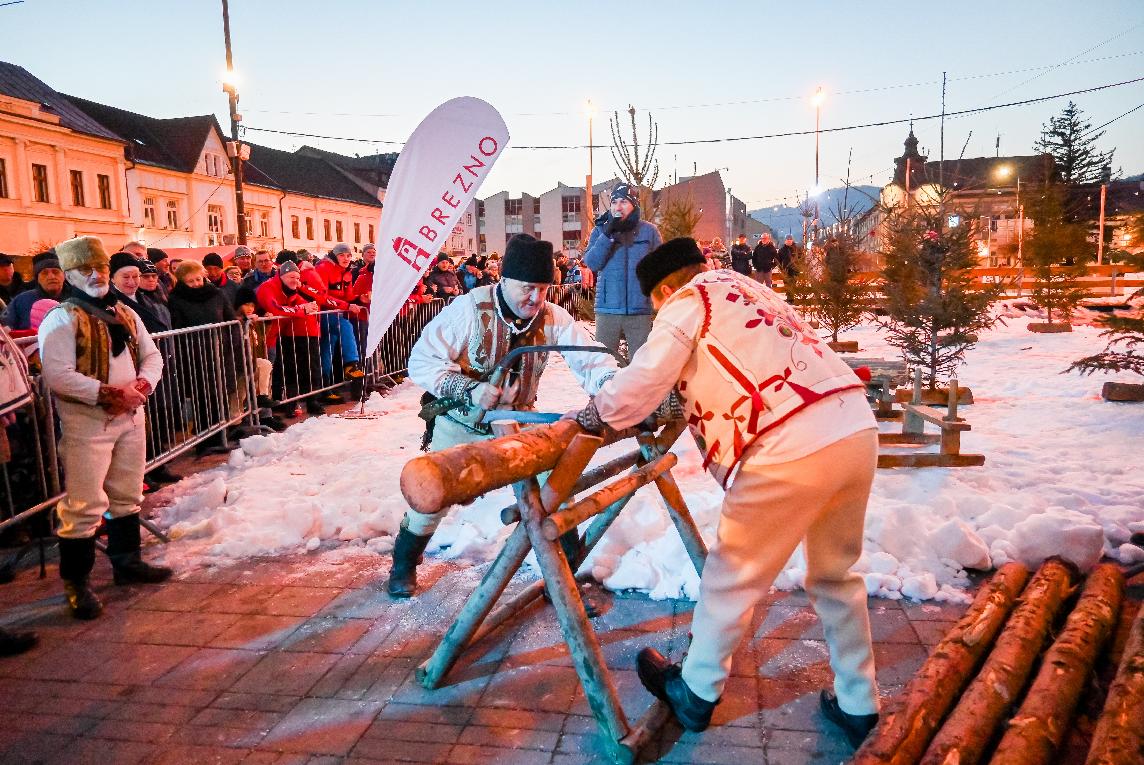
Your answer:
[364,97,509,356]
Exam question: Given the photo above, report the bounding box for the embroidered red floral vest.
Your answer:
[666,271,864,487]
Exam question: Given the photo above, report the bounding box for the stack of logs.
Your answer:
[852,558,1143,764]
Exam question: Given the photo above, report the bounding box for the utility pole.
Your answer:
[221,0,247,245]
[939,72,946,190]
[1097,181,1107,265]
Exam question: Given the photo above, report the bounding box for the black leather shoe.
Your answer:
[0,627,38,656]
[636,648,716,732]
[820,690,879,749]
[146,464,182,485]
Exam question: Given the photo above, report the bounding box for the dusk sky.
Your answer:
[4,0,1142,209]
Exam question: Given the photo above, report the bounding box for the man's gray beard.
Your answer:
[79,283,109,298]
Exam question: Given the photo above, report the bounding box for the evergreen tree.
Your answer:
[1069,250,1144,376]
[879,202,1002,387]
[807,233,872,342]
[1023,183,1093,324]
[1033,101,1117,185]
[658,194,703,241]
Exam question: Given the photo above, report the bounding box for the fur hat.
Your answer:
[109,252,142,277]
[202,252,224,268]
[0,253,12,266]
[55,236,110,273]
[636,237,706,296]
[501,234,555,284]
[33,257,62,279]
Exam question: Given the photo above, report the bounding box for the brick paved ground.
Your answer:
[0,537,969,765]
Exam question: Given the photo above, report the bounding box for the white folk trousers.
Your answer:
[681,428,880,716]
[55,401,146,539]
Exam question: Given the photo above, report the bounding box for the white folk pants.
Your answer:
[681,428,880,716]
[55,400,146,539]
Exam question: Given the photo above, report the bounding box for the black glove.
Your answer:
[603,213,621,237]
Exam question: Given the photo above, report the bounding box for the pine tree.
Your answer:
[658,194,702,241]
[1033,101,1117,185]
[1069,250,1144,376]
[1023,183,1093,324]
[879,202,1002,387]
[807,233,872,342]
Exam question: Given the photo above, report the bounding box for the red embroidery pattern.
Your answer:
[695,284,714,338]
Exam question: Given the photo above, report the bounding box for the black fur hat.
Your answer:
[636,237,706,296]
[501,234,555,284]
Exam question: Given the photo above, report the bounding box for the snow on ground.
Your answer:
[152,312,1144,603]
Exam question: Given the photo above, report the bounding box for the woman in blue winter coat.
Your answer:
[583,184,663,361]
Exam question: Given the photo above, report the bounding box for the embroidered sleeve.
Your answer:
[439,372,475,402]
[574,399,611,436]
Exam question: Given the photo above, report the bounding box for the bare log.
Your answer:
[500,449,642,526]
[542,453,678,540]
[991,564,1125,765]
[919,557,1079,765]
[851,562,1031,765]
[1083,601,1144,765]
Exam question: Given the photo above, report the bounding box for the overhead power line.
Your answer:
[242,75,1144,151]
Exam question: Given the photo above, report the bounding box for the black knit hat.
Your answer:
[33,257,62,279]
[235,286,258,308]
[109,252,142,277]
[146,247,168,264]
[501,234,555,284]
[202,252,224,268]
[611,184,638,205]
[275,250,298,265]
[636,237,706,296]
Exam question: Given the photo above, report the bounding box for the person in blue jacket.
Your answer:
[583,184,662,361]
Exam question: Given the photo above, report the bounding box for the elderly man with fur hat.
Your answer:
[36,236,171,620]
[391,234,619,599]
[569,237,881,748]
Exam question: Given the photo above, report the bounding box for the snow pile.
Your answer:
[152,314,1144,602]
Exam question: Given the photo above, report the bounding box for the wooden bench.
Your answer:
[845,357,908,420]
[878,374,985,468]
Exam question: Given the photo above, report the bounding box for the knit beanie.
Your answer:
[33,257,62,279]
[635,237,707,296]
[235,286,258,308]
[138,260,159,276]
[501,234,555,284]
[610,184,638,206]
[55,236,110,273]
[147,248,168,264]
[109,251,142,277]
[30,298,59,330]
[202,252,224,268]
[278,261,300,276]
[275,250,298,265]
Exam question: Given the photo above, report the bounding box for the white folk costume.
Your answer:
[584,265,880,722]
[37,236,171,620]
[389,235,618,598]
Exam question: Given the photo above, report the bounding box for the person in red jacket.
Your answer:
[256,262,326,416]
[314,244,365,393]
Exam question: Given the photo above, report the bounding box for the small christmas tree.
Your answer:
[879,203,1002,388]
[807,233,872,343]
[658,194,703,242]
[1069,250,1144,376]
[1023,183,1092,328]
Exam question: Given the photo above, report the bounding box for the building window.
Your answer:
[305,217,314,240]
[335,220,343,241]
[166,200,179,229]
[143,196,156,228]
[70,170,85,206]
[533,198,541,215]
[31,163,49,202]
[505,198,522,216]
[477,201,485,218]
[466,213,472,225]
[368,224,374,242]
[208,204,224,234]
[260,211,270,238]
[323,219,331,241]
[244,213,253,236]
[0,158,8,198]
[354,222,361,243]
[97,174,112,209]
[291,215,300,239]
[561,195,581,214]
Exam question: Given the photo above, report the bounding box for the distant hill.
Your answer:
[1124,171,1143,182]
[749,185,880,237]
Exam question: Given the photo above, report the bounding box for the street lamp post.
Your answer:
[812,87,824,242]
[583,100,595,247]
[221,0,247,246]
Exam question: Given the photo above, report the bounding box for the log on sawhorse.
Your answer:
[877,371,985,469]
[402,418,707,764]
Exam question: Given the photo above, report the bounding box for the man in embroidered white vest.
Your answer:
[571,237,880,748]
[393,234,618,599]
[37,236,172,620]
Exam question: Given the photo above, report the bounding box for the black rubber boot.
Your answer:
[636,647,717,732]
[305,398,326,416]
[386,527,432,598]
[820,690,879,749]
[0,626,38,657]
[146,464,182,485]
[58,536,103,620]
[105,514,173,585]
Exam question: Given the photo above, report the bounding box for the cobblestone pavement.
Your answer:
[0,538,973,765]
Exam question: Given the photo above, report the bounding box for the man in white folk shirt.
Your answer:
[37,236,172,620]
[569,237,881,748]
[391,234,619,601]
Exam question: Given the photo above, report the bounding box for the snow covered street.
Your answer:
[152,313,1144,603]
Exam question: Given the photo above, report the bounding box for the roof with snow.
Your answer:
[0,61,124,143]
